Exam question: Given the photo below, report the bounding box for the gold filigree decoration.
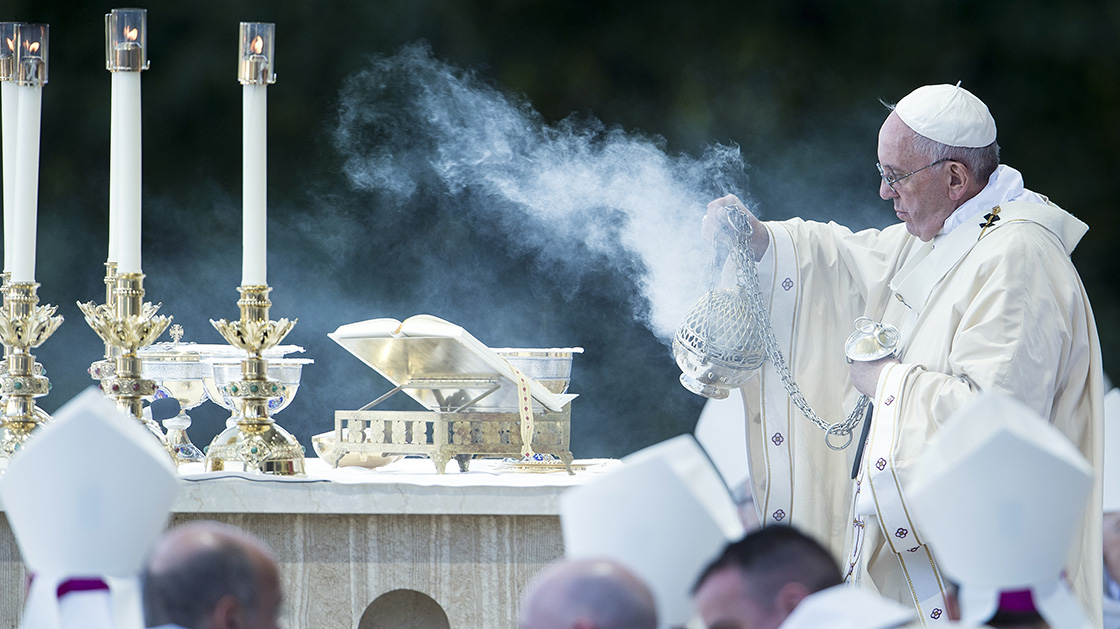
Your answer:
[209,317,297,354]
[77,300,172,351]
[0,303,64,349]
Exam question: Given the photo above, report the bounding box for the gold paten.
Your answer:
[78,271,172,444]
[205,285,304,476]
[0,278,64,464]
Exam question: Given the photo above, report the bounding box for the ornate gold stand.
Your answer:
[87,262,120,383]
[78,272,171,441]
[0,280,63,461]
[205,285,304,475]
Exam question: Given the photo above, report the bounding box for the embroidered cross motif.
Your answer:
[884,395,895,405]
[978,206,1002,239]
[895,527,908,538]
[781,277,794,291]
[930,608,943,620]
[772,509,786,522]
[771,432,784,446]
[875,458,887,471]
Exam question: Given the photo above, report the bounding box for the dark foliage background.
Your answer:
[5,0,1118,459]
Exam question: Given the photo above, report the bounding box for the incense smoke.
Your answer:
[332,43,750,342]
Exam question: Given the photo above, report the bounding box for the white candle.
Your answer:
[239,23,273,287]
[105,9,146,270]
[242,80,268,286]
[1,22,17,274]
[111,70,142,273]
[107,77,119,265]
[1,80,17,273]
[11,82,41,283]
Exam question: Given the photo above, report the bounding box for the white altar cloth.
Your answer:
[173,457,618,516]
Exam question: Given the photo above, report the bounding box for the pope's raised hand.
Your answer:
[703,194,769,260]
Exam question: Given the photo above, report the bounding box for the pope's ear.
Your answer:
[947,161,972,201]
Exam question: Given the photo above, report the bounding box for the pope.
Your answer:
[704,83,1104,625]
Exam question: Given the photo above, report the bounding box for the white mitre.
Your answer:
[895,83,996,148]
[559,434,744,628]
[693,395,750,490]
[906,392,1093,629]
[0,388,180,629]
[777,584,914,629]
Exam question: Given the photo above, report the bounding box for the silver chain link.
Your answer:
[728,208,869,450]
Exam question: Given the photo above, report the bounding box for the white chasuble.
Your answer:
[740,202,1104,627]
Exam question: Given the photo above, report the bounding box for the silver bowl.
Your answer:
[139,343,215,411]
[311,430,399,469]
[202,357,314,426]
[493,347,583,395]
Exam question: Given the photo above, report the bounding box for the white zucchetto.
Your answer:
[894,83,997,148]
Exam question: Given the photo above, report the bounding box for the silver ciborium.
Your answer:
[137,324,209,464]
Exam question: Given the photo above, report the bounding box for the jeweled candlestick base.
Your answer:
[0,281,64,465]
[205,284,304,475]
[78,272,172,442]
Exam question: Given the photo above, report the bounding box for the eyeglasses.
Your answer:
[876,158,950,192]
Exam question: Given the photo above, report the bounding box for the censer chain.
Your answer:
[730,210,869,450]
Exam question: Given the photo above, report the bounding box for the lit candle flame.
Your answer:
[26,41,39,54]
[124,26,139,42]
[251,35,264,55]
[4,37,13,52]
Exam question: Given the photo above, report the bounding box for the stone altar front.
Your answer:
[0,457,615,628]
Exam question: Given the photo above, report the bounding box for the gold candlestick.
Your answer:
[205,284,304,475]
[78,271,171,441]
[0,280,63,463]
[87,261,120,383]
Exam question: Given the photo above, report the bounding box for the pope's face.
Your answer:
[877,113,957,241]
[693,567,787,629]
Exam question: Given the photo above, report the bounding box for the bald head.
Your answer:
[142,521,282,629]
[519,559,657,629]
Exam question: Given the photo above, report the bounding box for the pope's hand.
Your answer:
[849,355,899,397]
[704,194,769,260]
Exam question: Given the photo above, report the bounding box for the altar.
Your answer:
[0,457,616,628]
